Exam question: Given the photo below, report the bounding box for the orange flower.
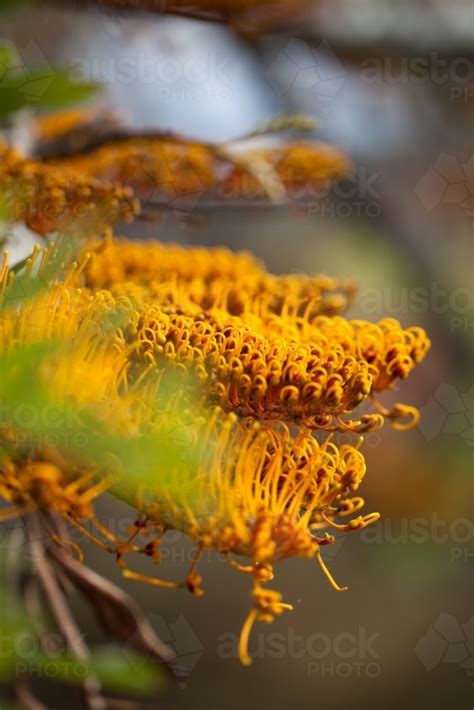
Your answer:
[0,143,138,236]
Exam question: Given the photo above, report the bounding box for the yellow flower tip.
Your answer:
[390,403,421,431]
[316,549,348,592]
[360,511,381,527]
[186,573,205,597]
[238,608,259,666]
[238,581,295,666]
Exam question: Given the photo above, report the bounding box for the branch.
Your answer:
[26,515,106,710]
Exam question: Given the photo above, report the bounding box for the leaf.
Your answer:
[85,647,162,695]
[0,648,161,697]
[0,44,13,70]
[2,240,78,307]
[0,66,99,120]
[0,0,31,13]
[0,341,203,489]
[34,70,99,109]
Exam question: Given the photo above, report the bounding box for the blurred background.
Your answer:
[0,1,473,708]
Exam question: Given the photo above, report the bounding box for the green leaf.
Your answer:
[34,69,99,109]
[0,44,13,70]
[0,65,100,119]
[0,340,203,489]
[0,0,32,13]
[0,648,161,696]
[1,239,78,307]
[84,646,162,695]
[0,240,204,497]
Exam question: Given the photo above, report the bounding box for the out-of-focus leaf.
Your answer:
[0,44,13,70]
[0,555,36,682]
[0,66,99,120]
[0,0,31,13]
[33,70,99,109]
[0,341,203,488]
[1,240,78,307]
[84,646,162,695]
[0,647,161,697]
[0,239,204,494]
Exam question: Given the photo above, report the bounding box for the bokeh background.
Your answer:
[1,1,473,708]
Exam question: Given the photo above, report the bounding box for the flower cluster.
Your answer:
[0,142,139,235]
[46,138,349,205]
[84,235,357,316]
[85,238,430,431]
[0,235,430,664]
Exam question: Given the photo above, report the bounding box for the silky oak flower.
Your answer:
[83,236,357,318]
[0,238,429,666]
[46,138,349,205]
[0,143,139,236]
[83,237,430,431]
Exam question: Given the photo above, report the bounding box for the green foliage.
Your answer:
[0,41,99,122]
[81,647,162,695]
[0,340,202,488]
[0,0,32,12]
[0,237,203,489]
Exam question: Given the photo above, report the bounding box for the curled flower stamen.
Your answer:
[370,396,421,431]
[239,608,259,667]
[315,549,348,592]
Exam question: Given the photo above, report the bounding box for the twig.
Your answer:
[47,543,177,669]
[14,678,48,710]
[26,514,106,710]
